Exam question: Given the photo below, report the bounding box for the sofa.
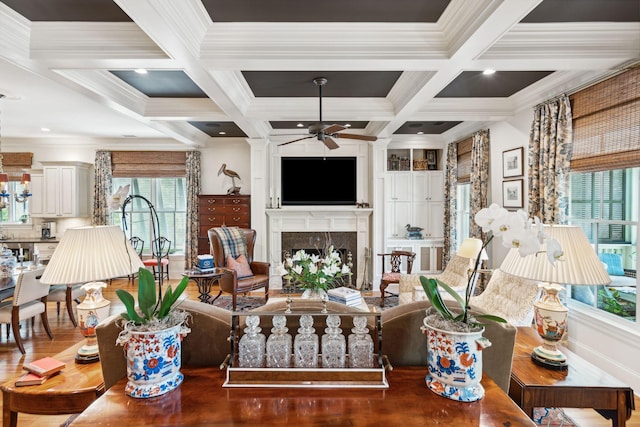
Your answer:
[381,299,517,393]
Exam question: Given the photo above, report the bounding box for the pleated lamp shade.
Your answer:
[499,225,611,286]
[40,225,145,284]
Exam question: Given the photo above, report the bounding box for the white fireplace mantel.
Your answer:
[266,207,372,289]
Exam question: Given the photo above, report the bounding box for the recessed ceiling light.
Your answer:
[296,123,304,128]
[417,131,424,135]
[483,69,496,75]
[219,131,226,135]
[134,68,148,74]
[40,127,50,132]
[345,124,351,128]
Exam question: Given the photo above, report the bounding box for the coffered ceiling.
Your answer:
[0,0,638,147]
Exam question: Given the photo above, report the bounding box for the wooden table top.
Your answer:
[71,366,535,426]
[512,326,632,390]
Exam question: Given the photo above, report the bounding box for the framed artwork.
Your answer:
[502,179,523,209]
[426,150,438,170]
[503,147,524,178]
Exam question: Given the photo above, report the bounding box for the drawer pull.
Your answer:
[208,217,217,222]
[232,199,241,204]
[232,217,241,222]
[232,207,241,212]
[207,199,216,204]
[207,207,216,212]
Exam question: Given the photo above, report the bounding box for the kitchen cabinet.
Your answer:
[31,162,91,218]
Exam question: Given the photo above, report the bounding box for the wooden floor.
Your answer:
[0,278,637,426]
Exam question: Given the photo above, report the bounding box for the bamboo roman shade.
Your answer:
[570,66,640,172]
[1,152,33,181]
[456,137,472,183]
[111,151,187,177]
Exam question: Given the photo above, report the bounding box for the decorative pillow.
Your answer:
[227,254,254,279]
[598,252,624,276]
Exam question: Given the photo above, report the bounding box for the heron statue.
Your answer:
[218,163,242,194]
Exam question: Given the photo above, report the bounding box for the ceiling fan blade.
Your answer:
[333,133,378,142]
[321,124,347,134]
[278,135,314,146]
[323,135,340,150]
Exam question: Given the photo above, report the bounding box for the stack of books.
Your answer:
[193,254,215,273]
[327,287,363,307]
[15,356,65,387]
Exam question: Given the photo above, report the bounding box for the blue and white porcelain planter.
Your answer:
[119,323,190,398]
[422,321,491,402]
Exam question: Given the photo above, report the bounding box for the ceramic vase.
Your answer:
[301,288,328,300]
[422,321,491,402]
[122,324,188,398]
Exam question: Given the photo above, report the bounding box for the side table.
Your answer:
[1,342,105,427]
[182,269,224,303]
[509,326,634,426]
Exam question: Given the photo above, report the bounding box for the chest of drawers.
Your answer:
[198,195,251,254]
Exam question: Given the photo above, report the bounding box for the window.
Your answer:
[568,168,638,322]
[110,177,186,254]
[456,183,471,249]
[0,182,30,223]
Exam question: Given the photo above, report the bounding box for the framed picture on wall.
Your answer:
[503,179,524,208]
[503,147,524,178]
[426,150,438,170]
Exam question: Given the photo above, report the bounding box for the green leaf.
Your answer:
[137,268,157,319]
[475,314,507,323]
[115,288,144,324]
[436,279,466,310]
[420,276,455,320]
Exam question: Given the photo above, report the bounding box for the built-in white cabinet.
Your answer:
[386,239,444,274]
[385,172,412,238]
[31,162,91,218]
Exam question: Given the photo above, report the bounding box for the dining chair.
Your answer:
[142,237,170,280]
[0,268,53,354]
[47,283,86,327]
[377,250,416,307]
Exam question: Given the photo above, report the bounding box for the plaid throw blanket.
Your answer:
[213,227,248,260]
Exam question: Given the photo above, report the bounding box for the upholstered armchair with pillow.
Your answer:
[470,269,539,326]
[208,227,270,311]
[398,254,473,305]
[96,299,232,391]
[381,299,517,393]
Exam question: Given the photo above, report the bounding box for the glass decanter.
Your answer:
[294,314,319,368]
[266,315,292,368]
[321,314,346,368]
[348,315,374,368]
[238,315,265,368]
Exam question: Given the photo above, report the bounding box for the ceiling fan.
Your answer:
[279,77,377,150]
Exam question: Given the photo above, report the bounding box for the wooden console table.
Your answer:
[70,366,535,426]
[1,342,105,427]
[510,326,635,427]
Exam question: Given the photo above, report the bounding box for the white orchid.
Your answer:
[107,184,130,210]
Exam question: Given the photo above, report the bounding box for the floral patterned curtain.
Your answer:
[443,142,458,264]
[185,151,201,268]
[92,150,112,225]
[528,95,572,223]
[470,130,490,240]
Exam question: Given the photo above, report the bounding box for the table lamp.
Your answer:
[40,225,144,363]
[499,225,610,370]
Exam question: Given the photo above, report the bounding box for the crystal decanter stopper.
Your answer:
[348,315,374,368]
[294,314,319,368]
[266,315,292,368]
[239,315,265,368]
[321,314,346,368]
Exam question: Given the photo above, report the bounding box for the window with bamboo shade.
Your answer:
[456,136,472,183]
[111,151,187,178]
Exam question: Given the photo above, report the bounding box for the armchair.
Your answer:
[208,228,270,311]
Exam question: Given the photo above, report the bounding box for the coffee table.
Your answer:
[1,342,105,427]
[509,326,634,426]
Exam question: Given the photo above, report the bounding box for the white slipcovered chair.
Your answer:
[0,268,52,354]
[48,283,87,327]
[470,269,540,326]
[398,254,473,305]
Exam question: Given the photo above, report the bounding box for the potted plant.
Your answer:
[420,204,562,402]
[283,245,351,298]
[115,267,191,398]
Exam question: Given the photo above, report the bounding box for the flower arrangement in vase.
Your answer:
[284,246,351,298]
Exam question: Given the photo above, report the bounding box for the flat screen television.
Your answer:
[281,157,357,206]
